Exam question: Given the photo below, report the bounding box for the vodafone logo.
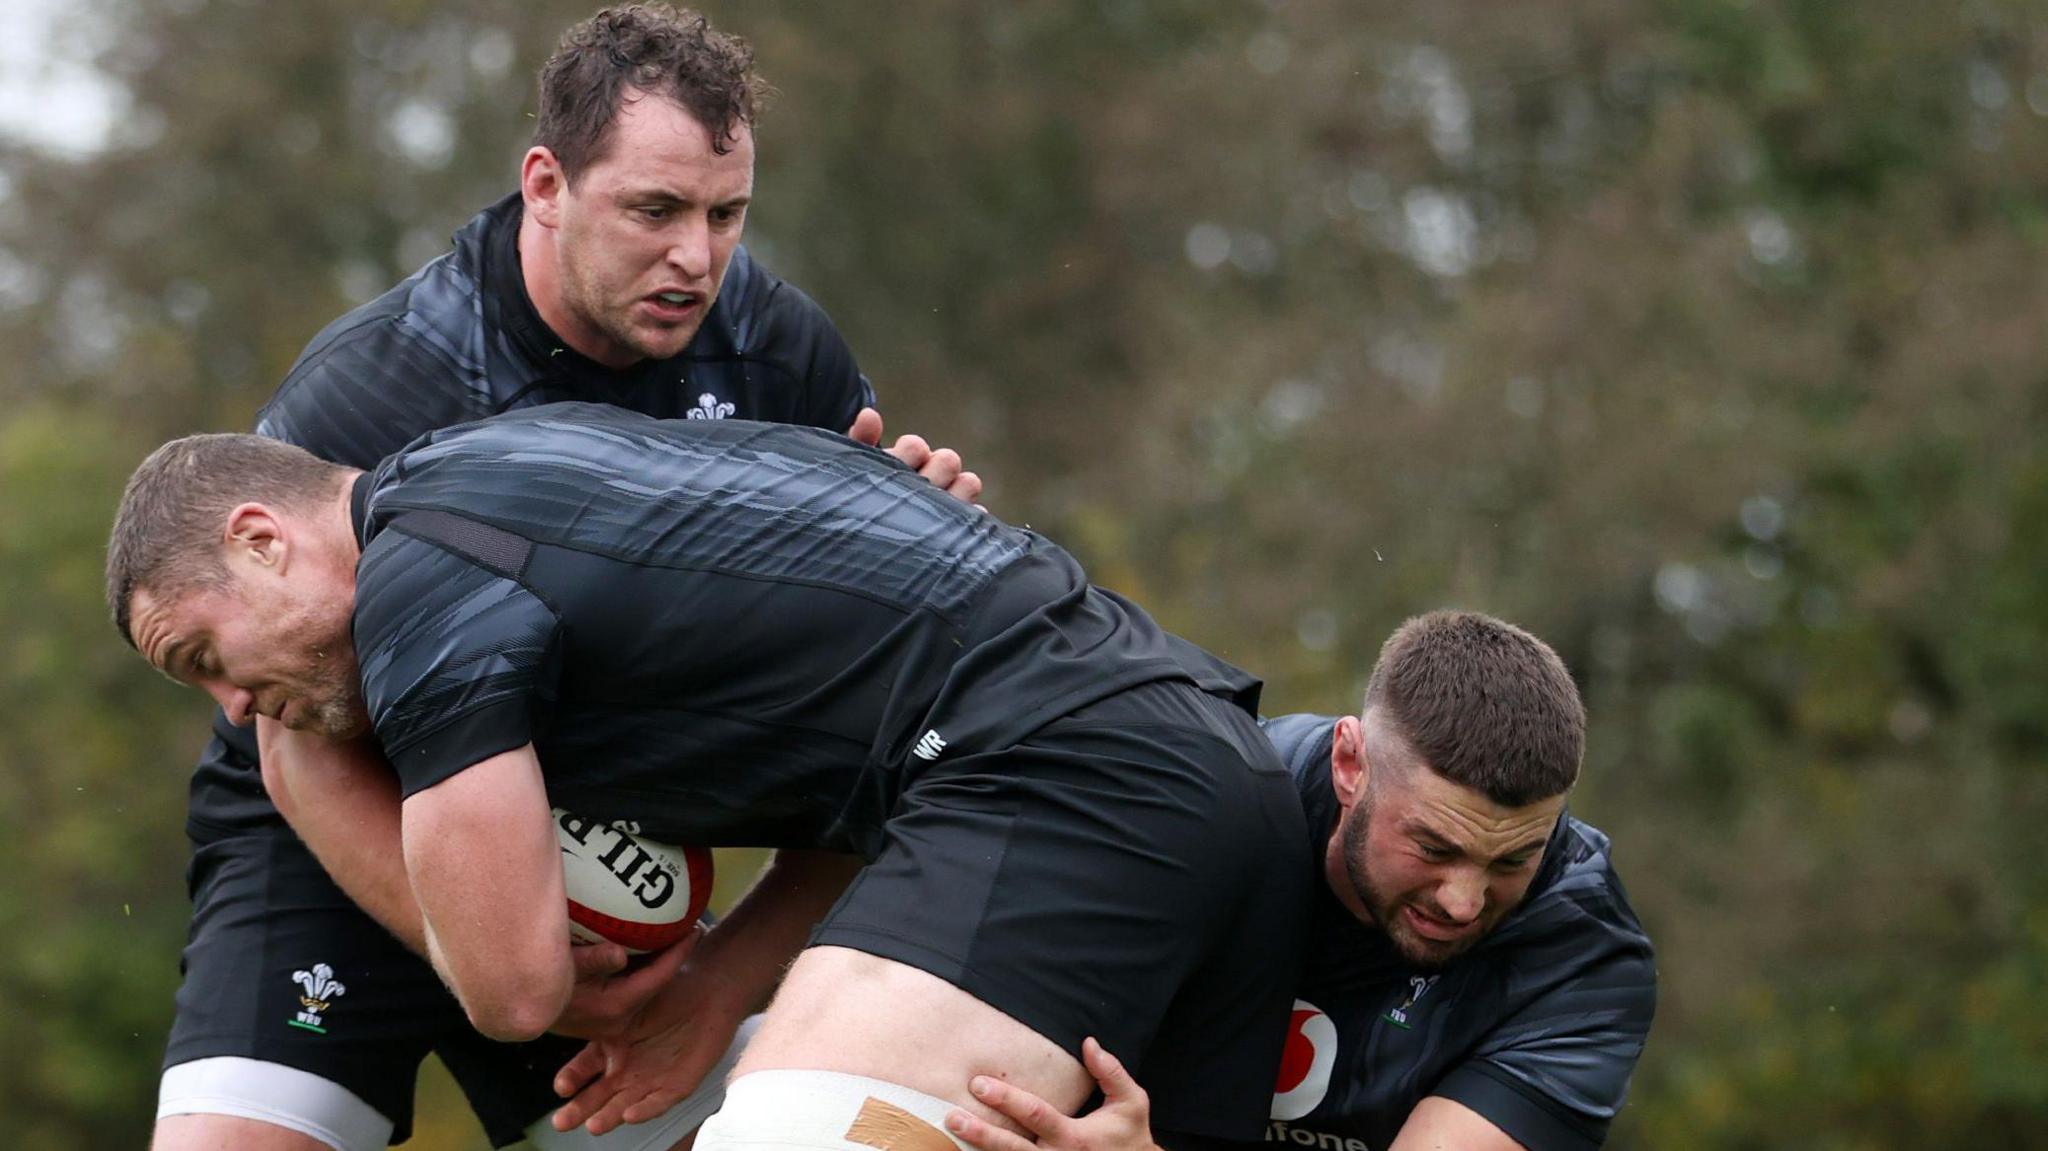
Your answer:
[1271,999,1337,1120]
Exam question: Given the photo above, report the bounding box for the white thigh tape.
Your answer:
[697,1069,967,1151]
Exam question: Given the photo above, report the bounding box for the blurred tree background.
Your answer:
[2,0,2044,1146]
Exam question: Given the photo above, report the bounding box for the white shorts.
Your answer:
[158,1016,759,1151]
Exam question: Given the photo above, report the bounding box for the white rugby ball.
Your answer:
[553,808,713,954]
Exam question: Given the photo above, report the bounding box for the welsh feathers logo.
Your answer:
[686,392,735,420]
[289,963,347,1034]
[1271,999,1336,1120]
[1381,975,1439,1030]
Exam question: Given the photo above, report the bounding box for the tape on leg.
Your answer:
[846,1097,958,1151]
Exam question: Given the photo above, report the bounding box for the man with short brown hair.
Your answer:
[115,407,1311,1151]
[949,612,1657,1151]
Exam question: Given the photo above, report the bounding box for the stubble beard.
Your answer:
[297,629,371,741]
[1340,795,1478,971]
[304,686,372,741]
[561,249,641,362]
[557,234,700,364]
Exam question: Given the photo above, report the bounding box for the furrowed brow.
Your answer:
[1401,820,1456,848]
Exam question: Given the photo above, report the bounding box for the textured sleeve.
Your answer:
[354,528,560,797]
[1433,933,1657,1150]
[255,315,478,467]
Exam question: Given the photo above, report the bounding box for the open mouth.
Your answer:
[1403,904,1471,942]
[645,291,699,319]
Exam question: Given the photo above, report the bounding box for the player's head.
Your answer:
[1326,611,1584,967]
[107,434,369,739]
[520,4,767,367]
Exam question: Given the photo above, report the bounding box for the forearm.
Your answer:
[258,718,427,954]
[680,848,864,1023]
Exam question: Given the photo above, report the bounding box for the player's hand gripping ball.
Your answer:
[553,808,713,954]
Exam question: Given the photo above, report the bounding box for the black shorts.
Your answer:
[813,678,1313,1143]
[165,828,579,1146]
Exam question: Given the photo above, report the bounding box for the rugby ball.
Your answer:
[554,808,713,954]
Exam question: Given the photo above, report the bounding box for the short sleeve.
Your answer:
[1433,941,1658,1151]
[354,527,560,796]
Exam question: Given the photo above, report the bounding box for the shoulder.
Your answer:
[1467,816,1657,1036]
[1262,713,1342,833]
[710,246,832,347]
[257,202,510,463]
[1261,713,1338,779]
[685,247,875,423]
[1431,818,1656,1136]
[1492,816,1655,976]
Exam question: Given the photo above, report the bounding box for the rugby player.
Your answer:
[153,7,974,1151]
[946,613,1657,1151]
[108,407,1314,1151]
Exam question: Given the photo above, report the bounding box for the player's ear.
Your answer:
[521,147,567,227]
[224,502,289,572]
[1331,714,1367,807]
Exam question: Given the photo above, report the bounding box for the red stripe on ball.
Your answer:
[564,846,714,954]
[567,899,695,953]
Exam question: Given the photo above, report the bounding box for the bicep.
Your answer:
[256,718,425,949]
[257,718,394,815]
[1387,1097,1529,1151]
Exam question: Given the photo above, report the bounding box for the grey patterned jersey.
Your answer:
[189,193,875,839]
[1259,713,1656,1151]
[349,404,1262,856]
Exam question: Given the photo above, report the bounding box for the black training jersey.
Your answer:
[1258,714,1656,1151]
[187,194,875,838]
[348,405,1260,855]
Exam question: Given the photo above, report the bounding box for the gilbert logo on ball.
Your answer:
[1271,999,1336,1120]
[553,808,713,954]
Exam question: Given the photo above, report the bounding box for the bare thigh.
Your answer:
[737,945,1088,1120]
[153,1114,339,1151]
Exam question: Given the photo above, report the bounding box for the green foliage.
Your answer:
[0,404,193,1148]
[1,0,2045,1146]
